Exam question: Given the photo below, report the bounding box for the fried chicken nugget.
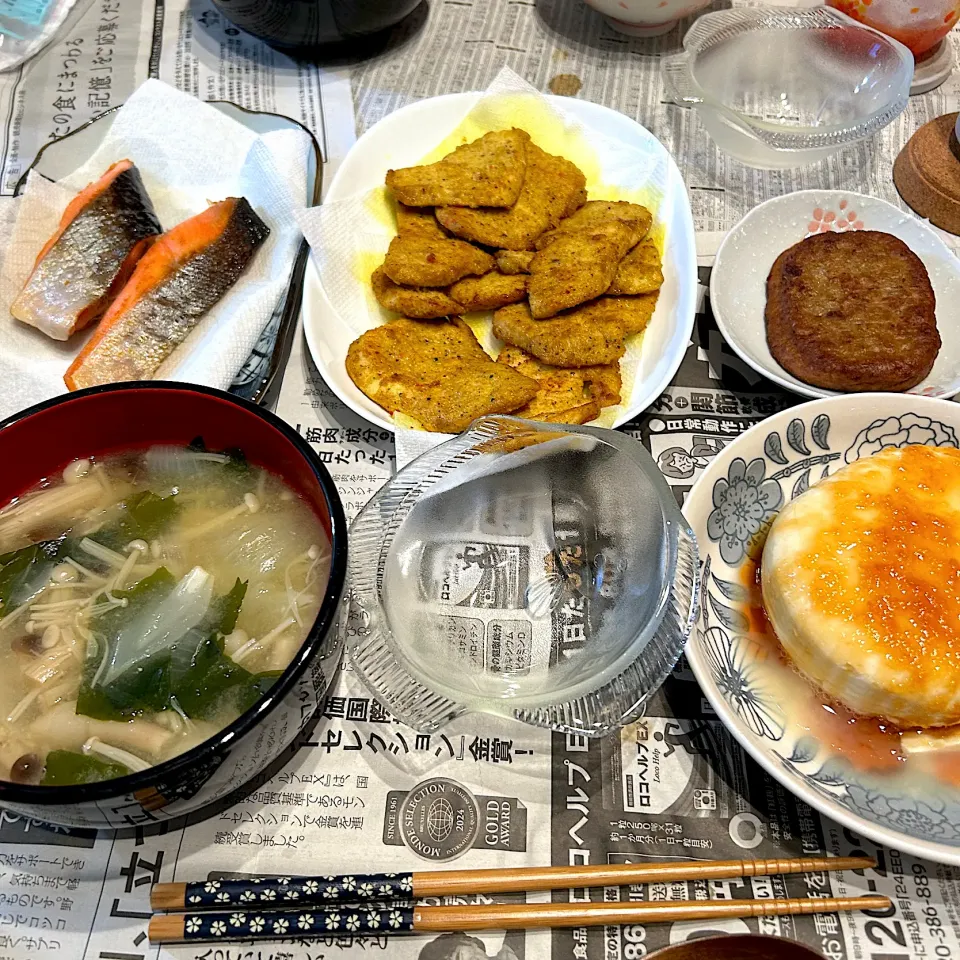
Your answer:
[498,233,656,294]
[435,142,587,251]
[346,317,538,433]
[535,200,653,250]
[564,188,589,218]
[448,272,527,311]
[493,295,658,367]
[497,346,622,424]
[607,239,663,296]
[395,203,448,240]
[493,301,627,367]
[499,346,621,406]
[581,362,622,407]
[498,356,600,424]
[381,235,495,288]
[371,266,462,319]
[527,221,638,318]
[385,129,529,208]
[604,291,659,334]
[495,250,535,275]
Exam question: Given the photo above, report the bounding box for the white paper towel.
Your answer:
[295,66,673,469]
[0,79,309,421]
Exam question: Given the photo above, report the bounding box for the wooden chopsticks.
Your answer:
[150,895,890,943]
[149,856,886,945]
[150,854,875,911]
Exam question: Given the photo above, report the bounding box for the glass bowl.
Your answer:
[346,417,700,737]
[662,6,914,169]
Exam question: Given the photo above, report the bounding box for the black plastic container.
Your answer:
[211,0,423,52]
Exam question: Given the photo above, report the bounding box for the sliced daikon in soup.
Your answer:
[90,565,214,689]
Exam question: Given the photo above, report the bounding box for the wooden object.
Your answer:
[150,855,876,911]
[149,894,891,944]
[894,112,960,236]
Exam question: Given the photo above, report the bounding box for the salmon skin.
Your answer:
[64,197,269,391]
[11,160,161,341]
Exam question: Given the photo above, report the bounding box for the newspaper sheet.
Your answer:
[350,0,960,234]
[0,0,959,958]
[0,0,355,197]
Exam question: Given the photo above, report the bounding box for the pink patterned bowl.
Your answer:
[581,0,712,36]
[710,189,960,400]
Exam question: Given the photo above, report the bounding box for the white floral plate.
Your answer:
[683,394,960,865]
[710,190,960,400]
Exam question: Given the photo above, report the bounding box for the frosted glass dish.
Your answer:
[662,7,914,169]
[346,417,700,737]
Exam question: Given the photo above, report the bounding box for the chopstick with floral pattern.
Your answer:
[150,855,875,912]
[149,894,891,944]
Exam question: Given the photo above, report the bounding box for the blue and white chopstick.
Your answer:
[150,855,874,913]
[150,894,890,944]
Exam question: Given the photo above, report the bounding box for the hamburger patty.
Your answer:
[764,231,940,393]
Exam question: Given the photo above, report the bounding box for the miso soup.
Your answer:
[0,443,330,787]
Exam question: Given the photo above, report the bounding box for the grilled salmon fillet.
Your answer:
[64,197,269,390]
[765,231,939,393]
[12,160,161,340]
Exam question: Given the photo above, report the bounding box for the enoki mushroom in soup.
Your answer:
[0,443,330,787]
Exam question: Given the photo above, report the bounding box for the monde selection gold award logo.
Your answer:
[383,777,528,862]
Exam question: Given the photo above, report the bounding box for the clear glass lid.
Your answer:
[661,7,914,150]
[346,417,700,737]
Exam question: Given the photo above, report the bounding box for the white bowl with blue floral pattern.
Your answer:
[683,393,960,865]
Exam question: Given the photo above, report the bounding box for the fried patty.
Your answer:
[496,250,535,275]
[435,142,587,251]
[395,203,449,240]
[385,129,529,208]
[371,266,462,319]
[765,231,939,393]
[536,200,652,250]
[608,239,663,296]
[528,221,638,318]
[494,300,626,367]
[496,346,601,424]
[498,346,621,411]
[448,271,528,311]
[381,236,494,288]
[346,317,537,432]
